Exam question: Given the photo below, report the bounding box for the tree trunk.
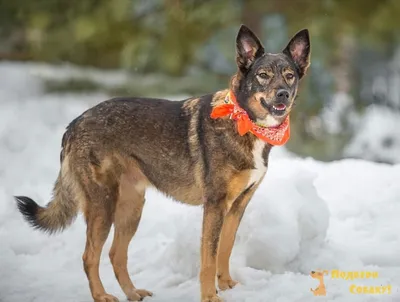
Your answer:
[241,0,263,35]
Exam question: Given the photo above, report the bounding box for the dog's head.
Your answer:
[310,270,329,280]
[231,25,311,127]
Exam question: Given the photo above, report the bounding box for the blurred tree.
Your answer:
[2,0,400,75]
[0,0,238,75]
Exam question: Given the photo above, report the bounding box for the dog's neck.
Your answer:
[210,90,290,146]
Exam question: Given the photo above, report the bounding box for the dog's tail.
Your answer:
[15,171,79,234]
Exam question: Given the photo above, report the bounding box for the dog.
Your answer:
[15,25,310,302]
[310,270,328,296]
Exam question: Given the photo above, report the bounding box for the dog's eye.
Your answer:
[258,73,269,79]
[286,73,294,80]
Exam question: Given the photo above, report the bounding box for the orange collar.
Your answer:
[210,90,290,146]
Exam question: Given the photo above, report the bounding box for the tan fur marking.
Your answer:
[200,202,226,302]
[182,97,200,110]
[109,170,152,301]
[167,185,204,206]
[253,91,276,102]
[257,67,274,78]
[126,160,150,192]
[82,211,114,302]
[250,92,287,127]
[225,171,251,211]
[200,170,252,301]
[35,155,81,232]
[230,74,241,92]
[217,182,260,291]
[211,89,229,108]
[247,91,274,120]
[187,98,204,190]
[91,156,117,186]
[282,67,296,85]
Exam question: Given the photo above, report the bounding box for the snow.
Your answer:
[1,62,400,302]
[0,61,131,89]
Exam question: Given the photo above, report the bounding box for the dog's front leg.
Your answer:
[217,183,258,291]
[200,199,227,302]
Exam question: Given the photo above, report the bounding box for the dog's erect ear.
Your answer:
[283,29,310,78]
[236,24,265,72]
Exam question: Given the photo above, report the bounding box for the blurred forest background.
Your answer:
[1,0,400,163]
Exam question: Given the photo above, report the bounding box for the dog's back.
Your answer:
[63,95,204,201]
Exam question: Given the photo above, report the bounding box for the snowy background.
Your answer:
[1,62,400,302]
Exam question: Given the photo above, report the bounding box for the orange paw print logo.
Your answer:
[310,270,329,296]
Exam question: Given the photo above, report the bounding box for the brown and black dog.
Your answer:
[15,25,310,302]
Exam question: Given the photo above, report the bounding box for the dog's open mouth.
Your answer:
[261,98,288,116]
[271,103,286,115]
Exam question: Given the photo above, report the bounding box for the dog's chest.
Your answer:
[247,139,267,187]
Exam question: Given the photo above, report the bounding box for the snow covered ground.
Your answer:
[0,62,400,302]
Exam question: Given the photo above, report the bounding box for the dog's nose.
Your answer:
[276,89,289,101]
[311,271,315,274]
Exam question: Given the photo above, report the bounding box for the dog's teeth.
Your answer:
[273,105,286,111]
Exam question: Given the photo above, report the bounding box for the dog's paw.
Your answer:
[218,276,238,291]
[94,293,119,302]
[202,294,224,302]
[127,289,153,301]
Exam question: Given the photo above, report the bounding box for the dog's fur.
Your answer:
[15,25,310,302]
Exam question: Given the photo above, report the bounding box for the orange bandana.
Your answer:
[210,91,290,146]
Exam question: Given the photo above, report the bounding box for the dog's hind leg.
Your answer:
[82,188,117,302]
[217,183,258,291]
[109,172,152,301]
